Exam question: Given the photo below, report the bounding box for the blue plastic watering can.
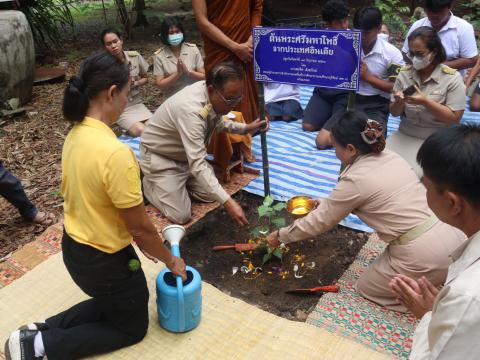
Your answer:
[156,225,202,333]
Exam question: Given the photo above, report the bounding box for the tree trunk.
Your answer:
[133,0,148,27]
[114,0,130,35]
[410,0,417,15]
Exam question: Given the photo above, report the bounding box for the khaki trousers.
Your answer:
[139,146,213,224]
[355,221,465,312]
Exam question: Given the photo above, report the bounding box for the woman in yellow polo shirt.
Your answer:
[4,52,186,360]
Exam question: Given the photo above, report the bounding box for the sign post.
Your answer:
[253,27,361,196]
[257,82,270,196]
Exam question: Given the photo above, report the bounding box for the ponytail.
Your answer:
[63,76,89,122]
[62,51,129,123]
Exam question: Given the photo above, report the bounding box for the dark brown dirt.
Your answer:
[182,191,368,321]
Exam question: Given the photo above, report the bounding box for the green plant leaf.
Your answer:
[272,247,283,260]
[263,195,274,207]
[271,217,286,228]
[250,226,262,239]
[259,226,270,235]
[262,252,273,265]
[258,204,273,218]
[272,202,286,211]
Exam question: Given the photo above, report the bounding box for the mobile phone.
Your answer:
[403,84,417,96]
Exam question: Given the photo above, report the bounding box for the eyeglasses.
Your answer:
[407,51,430,60]
[216,89,243,106]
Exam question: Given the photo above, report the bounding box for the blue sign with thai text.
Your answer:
[253,27,361,91]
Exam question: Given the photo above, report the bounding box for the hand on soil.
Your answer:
[167,256,187,281]
[266,231,281,248]
[224,198,249,226]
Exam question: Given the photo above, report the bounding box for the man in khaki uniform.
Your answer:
[140,61,266,225]
[387,63,465,176]
[117,50,153,136]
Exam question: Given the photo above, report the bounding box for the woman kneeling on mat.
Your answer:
[4,52,186,360]
[266,111,465,312]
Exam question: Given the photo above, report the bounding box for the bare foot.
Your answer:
[32,211,55,226]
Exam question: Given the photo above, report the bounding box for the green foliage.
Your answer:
[70,0,115,21]
[19,0,76,50]
[250,196,287,265]
[51,189,62,198]
[262,245,284,265]
[374,0,410,36]
[251,196,286,237]
[463,0,480,48]
[65,50,83,61]
[271,217,286,228]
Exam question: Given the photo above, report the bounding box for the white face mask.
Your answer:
[412,53,433,70]
[168,33,184,46]
[378,33,389,42]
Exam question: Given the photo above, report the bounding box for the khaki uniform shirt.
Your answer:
[410,230,480,360]
[124,50,149,107]
[279,150,432,244]
[140,81,247,204]
[392,64,465,139]
[153,43,204,99]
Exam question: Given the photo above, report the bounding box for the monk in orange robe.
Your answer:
[193,0,263,173]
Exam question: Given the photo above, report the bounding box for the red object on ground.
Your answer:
[286,285,340,294]
[34,67,65,84]
[212,243,259,252]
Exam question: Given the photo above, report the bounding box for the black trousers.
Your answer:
[0,162,37,220]
[354,95,390,135]
[303,87,349,130]
[41,231,149,360]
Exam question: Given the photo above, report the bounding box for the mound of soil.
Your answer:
[182,191,369,321]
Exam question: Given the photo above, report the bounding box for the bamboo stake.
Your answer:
[257,82,270,196]
[346,91,356,112]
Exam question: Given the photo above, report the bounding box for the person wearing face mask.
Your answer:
[378,24,390,43]
[353,7,404,133]
[402,0,478,74]
[153,17,205,100]
[101,28,152,137]
[139,62,267,225]
[266,111,465,312]
[388,26,465,177]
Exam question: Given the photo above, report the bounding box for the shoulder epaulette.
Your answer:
[442,66,457,75]
[154,47,165,55]
[184,42,196,47]
[199,103,212,120]
[126,51,139,57]
[400,65,413,71]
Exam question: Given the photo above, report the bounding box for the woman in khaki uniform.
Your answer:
[154,17,205,99]
[266,111,465,312]
[101,28,153,137]
[388,26,465,177]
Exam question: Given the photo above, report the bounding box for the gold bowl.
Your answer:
[286,196,314,216]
